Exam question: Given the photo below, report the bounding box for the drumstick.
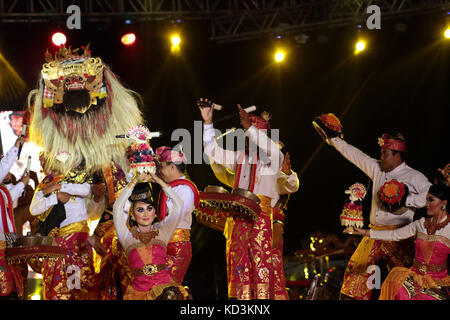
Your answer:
[214,127,236,140]
[25,156,31,174]
[212,103,223,111]
[215,106,257,123]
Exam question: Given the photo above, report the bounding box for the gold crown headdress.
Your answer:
[42,44,104,81]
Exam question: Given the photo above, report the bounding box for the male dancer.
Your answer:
[155,146,199,285]
[200,99,282,299]
[318,125,431,300]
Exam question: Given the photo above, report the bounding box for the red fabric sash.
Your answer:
[157,179,200,221]
[0,186,15,233]
[234,152,258,193]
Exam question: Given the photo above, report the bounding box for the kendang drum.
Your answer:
[194,186,261,232]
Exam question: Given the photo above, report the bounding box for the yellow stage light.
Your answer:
[444,28,450,39]
[274,51,285,63]
[171,35,181,47]
[355,40,366,54]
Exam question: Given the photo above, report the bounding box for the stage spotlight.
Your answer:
[51,32,67,47]
[354,40,366,54]
[445,28,450,39]
[171,35,181,47]
[121,33,136,46]
[274,50,285,63]
[30,293,41,300]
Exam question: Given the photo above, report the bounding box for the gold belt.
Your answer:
[413,260,447,274]
[49,220,90,237]
[132,263,167,277]
[169,228,190,243]
[369,224,404,231]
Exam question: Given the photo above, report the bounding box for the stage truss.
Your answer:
[1,0,449,42]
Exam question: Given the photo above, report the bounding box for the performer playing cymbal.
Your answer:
[199,98,282,300]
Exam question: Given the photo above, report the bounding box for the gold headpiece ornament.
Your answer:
[129,191,153,201]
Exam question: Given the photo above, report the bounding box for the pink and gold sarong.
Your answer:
[379,235,450,300]
[123,241,188,300]
[42,221,98,300]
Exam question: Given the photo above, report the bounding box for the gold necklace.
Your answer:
[424,213,450,235]
[130,226,159,244]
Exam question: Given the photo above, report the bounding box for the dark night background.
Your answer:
[0,11,449,299]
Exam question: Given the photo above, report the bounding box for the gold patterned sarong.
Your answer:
[340,224,414,300]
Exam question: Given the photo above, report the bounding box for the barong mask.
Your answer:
[42,45,106,115]
[28,44,143,175]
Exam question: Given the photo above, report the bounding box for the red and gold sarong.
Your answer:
[95,222,132,300]
[271,207,288,300]
[166,228,191,285]
[225,195,273,300]
[42,221,98,300]
[340,224,414,300]
[0,241,23,298]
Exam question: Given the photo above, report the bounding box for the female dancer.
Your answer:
[113,172,188,300]
[354,184,449,300]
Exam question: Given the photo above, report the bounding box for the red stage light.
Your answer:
[121,33,136,46]
[51,32,67,46]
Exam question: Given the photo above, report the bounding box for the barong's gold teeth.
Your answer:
[65,105,91,114]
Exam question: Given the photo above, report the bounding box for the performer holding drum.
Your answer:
[312,113,432,300]
[198,98,283,300]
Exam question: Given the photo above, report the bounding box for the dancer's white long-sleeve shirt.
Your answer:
[330,137,431,226]
[30,183,91,227]
[0,146,20,241]
[203,123,283,204]
[164,176,195,230]
[113,185,184,251]
[370,217,450,247]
